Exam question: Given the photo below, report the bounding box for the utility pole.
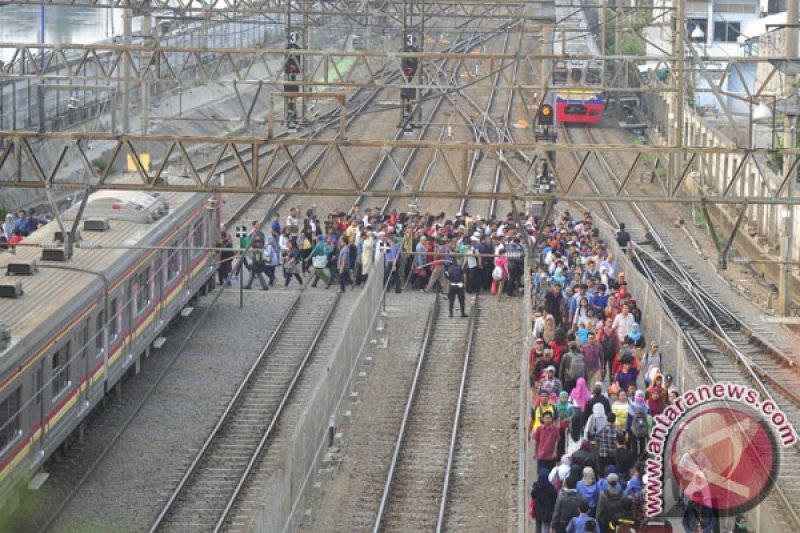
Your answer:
[779,0,798,315]
[141,0,152,135]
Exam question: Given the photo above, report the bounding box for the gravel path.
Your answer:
[443,296,521,533]
[5,287,353,533]
[297,293,434,533]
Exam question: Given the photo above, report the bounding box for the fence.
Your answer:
[518,244,533,533]
[251,253,385,533]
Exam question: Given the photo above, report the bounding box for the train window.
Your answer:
[0,387,22,452]
[96,310,105,357]
[136,267,151,313]
[109,298,119,342]
[191,222,203,257]
[167,246,181,280]
[52,341,71,399]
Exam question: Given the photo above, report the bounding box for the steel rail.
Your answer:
[146,290,301,531]
[435,294,479,533]
[571,124,800,527]
[149,291,340,532]
[372,297,439,533]
[212,291,342,532]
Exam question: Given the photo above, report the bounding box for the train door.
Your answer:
[156,252,164,329]
[125,281,134,368]
[78,319,90,412]
[31,360,45,458]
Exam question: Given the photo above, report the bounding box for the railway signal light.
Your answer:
[538,104,554,126]
[402,57,418,82]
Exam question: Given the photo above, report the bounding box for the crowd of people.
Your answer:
[1,208,50,250]
[526,212,751,533]
[215,206,527,316]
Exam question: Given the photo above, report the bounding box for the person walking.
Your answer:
[245,233,269,291]
[383,233,402,293]
[337,236,352,293]
[616,223,631,253]
[531,468,558,533]
[309,238,332,289]
[552,478,587,533]
[360,230,375,284]
[216,231,234,286]
[445,261,468,318]
[533,411,561,472]
[283,240,304,289]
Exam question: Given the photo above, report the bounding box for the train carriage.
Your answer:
[551,1,607,124]
[0,186,218,514]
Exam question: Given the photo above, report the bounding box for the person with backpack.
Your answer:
[608,497,638,533]
[245,233,269,291]
[552,478,587,533]
[264,235,279,286]
[597,473,625,533]
[626,391,649,458]
[682,494,717,533]
[309,238,332,289]
[566,503,601,533]
[531,468,558,533]
[562,341,587,393]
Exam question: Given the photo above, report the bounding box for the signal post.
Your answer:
[400,0,423,132]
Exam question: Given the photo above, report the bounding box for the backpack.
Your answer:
[600,489,624,527]
[492,265,504,280]
[567,353,586,381]
[631,411,648,438]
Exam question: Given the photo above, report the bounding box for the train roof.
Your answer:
[0,185,209,365]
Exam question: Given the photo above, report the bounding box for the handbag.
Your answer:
[492,265,504,281]
[312,255,328,269]
[529,496,535,520]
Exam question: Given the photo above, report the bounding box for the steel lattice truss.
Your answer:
[0,0,531,16]
[1,131,798,205]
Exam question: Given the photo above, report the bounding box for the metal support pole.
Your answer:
[122,1,131,134]
[670,0,686,197]
[779,0,798,315]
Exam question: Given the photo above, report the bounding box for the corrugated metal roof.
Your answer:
[0,188,206,361]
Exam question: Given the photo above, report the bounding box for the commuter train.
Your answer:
[551,1,607,124]
[0,185,218,515]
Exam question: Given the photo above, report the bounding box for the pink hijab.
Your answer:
[570,377,592,411]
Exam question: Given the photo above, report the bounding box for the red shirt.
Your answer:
[533,423,561,461]
[8,235,23,249]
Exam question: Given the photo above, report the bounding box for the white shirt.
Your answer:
[612,313,634,342]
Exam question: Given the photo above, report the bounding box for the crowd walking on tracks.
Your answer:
[215,207,526,311]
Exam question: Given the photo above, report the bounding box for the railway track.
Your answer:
[374,295,478,532]
[149,291,340,532]
[562,123,800,527]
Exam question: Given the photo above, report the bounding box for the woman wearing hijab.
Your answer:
[623,322,645,350]
[584,402,607,443]
[542,315,557,344]
[531,467,558,533]
[627,390,649,458]
[576,466,600,517]
[548,454,572,489]
[555,391,574,456]
[570,377,592,412]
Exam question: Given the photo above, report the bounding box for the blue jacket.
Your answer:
[566,514,601,533]
[576,481,599,510]
[624,475,642,499]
